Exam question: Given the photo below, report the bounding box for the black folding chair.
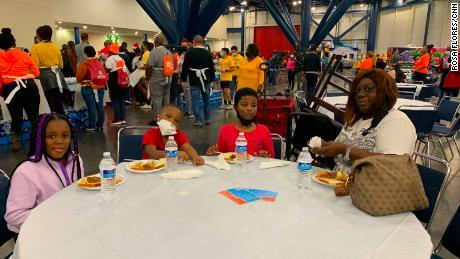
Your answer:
[271,133,285,160]
[0,169,15,253]
[432,201,460,258]
[117,126,153,163]
[417,86,435,100]
[286,111,342,169]
[412,152,450,230]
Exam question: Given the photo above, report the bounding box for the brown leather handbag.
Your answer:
[349,154,429,216]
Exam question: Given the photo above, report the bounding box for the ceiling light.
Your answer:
[298,1,302,4]
[312,6,316,10]
[57,21,62,24]
[241,1,247,5]
[240,8,245,12]
[83,25,87,29]
[135,31,138,35]
[229,6,235,11]
[110,27,114,30]
[360,3,364,7]
[293,2,298,6]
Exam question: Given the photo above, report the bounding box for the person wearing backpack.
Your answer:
[145,34,174,126]
[76,46,108,131]
[104,43,129,126]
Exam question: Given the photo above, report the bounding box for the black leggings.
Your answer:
[44,88,65,114]
[2,80,40,135]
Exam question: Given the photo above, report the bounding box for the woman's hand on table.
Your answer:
[311,140,347,157]
[254,150,271,158]
[191,156,204,166]
[206,145,219,156]
[178,151,190,161]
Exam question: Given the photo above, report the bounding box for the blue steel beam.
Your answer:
[300,0,312,49]
[195,0,232,37]
[136,0,178,43]
[423,0,432,45]
[186,0,202,39]
[310,0,338,44]
[277,0,299,39]
[176,0,191,40]
[74,27,80,45]
[260,0,299,47]
[336,13,369,39]
[366,0,381,51]
[169,0,177,17]
[311,0,355,46]
[380,0,428,11]
[312,19,337,42]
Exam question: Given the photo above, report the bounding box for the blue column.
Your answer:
[241,10,245,52]
[143,34,148,42]
[300,0,312,50]
[74,27,80,44]
[423,0,433,46]
[366,0,381,51]
[310,0,338,44]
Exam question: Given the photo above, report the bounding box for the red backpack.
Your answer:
[86,59,108,88]
[116,60,129,88]
[163,54,174,77]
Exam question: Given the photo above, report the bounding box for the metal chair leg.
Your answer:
[453,137,460,155]
[446,137,455,160]
[438,138,449,161]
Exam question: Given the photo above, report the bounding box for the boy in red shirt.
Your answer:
[207,87,274,157]
[142,105,204,165]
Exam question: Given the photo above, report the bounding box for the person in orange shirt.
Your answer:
[0,28,40,151]
[413,45,432,81]
[237,44,264,92]
[359,51,374,71]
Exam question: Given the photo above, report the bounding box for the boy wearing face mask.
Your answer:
[219,48,235,110]
[142,105,204,165]
[206,88,274,157]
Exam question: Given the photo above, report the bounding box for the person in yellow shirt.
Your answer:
[237,44,264,92]
[219,48,235,109]
[31,25,67,114]
[230,46,243,98]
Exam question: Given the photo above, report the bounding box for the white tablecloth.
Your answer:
[323,96,436,110]
[13,158,432,259]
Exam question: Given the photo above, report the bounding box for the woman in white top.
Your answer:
[312,69,416,170]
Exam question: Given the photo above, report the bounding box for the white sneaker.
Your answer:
[140,104,151,109]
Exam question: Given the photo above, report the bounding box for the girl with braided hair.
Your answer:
[5,113,84,233]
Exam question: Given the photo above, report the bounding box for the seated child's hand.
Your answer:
[206,145,219,156]
[178,151,190,161]
[254,150,271,158]
[191,156,204,166]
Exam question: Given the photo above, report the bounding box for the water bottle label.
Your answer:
[298,162,312,171]
[165,149,178,158]
[102,169,115,179]
[236,145,247,153]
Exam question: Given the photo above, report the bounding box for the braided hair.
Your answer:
[7,113,82,193]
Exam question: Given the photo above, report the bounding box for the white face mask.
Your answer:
[220,51,225,57]
[232,52,237,56]
[157,119,177,136]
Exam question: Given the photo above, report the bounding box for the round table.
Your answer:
[12,158,433,259]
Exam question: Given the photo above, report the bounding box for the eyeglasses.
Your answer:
[354,85,376,95]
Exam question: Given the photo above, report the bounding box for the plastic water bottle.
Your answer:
[235,132,248,166]
[99,152,116,201]
[297,147,313,190]
[165,136,178,172]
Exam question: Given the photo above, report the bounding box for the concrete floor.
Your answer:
[0,101,459,258]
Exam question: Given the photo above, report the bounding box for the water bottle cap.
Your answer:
[103,152,110,156]
[302,147,309,152]
[168,136,174,140]
[239,132,244,136]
